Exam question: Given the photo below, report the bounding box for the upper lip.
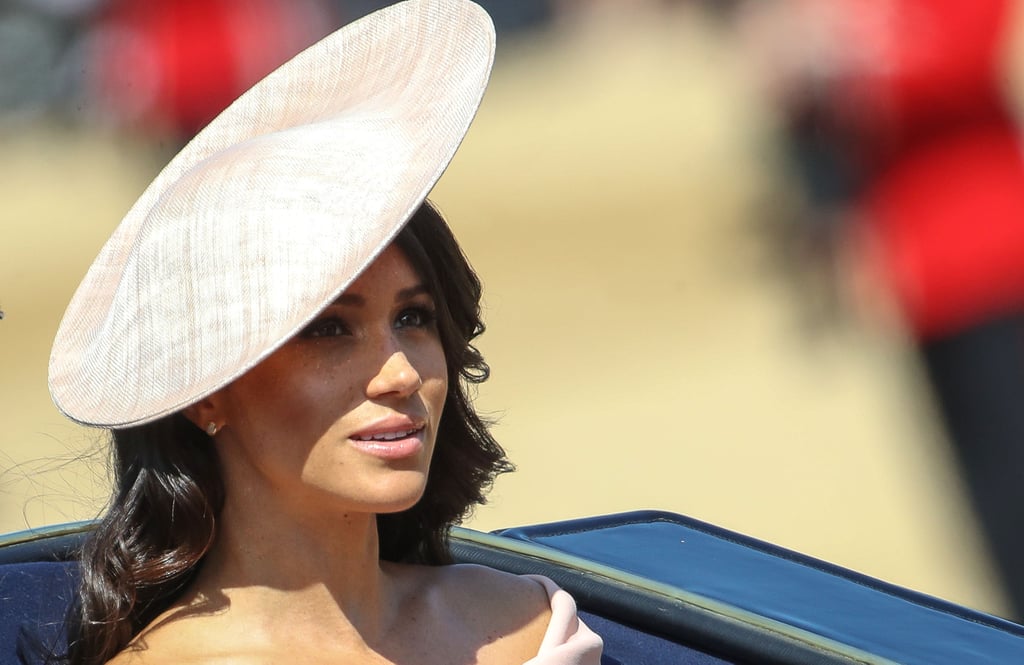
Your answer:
[350,415,426,441]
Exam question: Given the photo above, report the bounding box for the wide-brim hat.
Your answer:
[48,0,495,428]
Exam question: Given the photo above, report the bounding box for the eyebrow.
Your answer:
[333,284,431,307]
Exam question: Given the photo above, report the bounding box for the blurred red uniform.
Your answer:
[824,0,1024,619]
[87,0,334,137]
[844,0,1024,338]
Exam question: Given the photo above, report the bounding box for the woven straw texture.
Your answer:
[48,0,495,427]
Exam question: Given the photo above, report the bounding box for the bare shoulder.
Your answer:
[440,563,553,611]
[423,563,554,663]
[105,647,196,665]
[104,636,244,665]
[103,636,219,665]
[104,641,203,665]
[101,601,243,665]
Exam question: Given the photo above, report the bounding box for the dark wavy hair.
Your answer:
[65,203,512,665]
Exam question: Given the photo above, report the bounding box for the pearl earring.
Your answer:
[206,422,219,436]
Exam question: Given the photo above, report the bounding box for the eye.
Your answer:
[395,306,436,330]
[300,316,351,338]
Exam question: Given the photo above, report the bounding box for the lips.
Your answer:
[352,426,423,442]
[350,415,425,441]
[348,417,427,460]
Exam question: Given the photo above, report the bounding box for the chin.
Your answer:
[375,487,429,515]
[350,475,430,515]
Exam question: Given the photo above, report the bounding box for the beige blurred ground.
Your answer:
[0,7,1010,617]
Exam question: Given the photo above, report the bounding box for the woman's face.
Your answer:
[206,244,448,517]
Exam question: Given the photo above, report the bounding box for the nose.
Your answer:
[366,350,423,399]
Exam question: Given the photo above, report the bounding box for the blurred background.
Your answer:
[3,0,1023,622]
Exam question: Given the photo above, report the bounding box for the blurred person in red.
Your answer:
[78,0,561,138]
[739,0,1024,620]
[84,0,335,138]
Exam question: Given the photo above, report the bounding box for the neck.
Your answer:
[188,490,395,641]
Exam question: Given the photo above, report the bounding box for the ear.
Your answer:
[182,394,226,436]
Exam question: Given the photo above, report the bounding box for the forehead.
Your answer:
[335,244,424,302]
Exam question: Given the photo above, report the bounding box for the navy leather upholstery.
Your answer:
[0,561,76,665]
[498,511,1024,664]
[580,612,729,665]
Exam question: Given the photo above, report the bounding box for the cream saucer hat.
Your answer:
[48,0,495,427]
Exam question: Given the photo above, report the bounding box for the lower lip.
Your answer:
[348,434,423,460]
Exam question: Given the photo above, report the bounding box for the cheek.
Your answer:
[416,341,449,399]
[229,354,362,440]
[427,373,449,415]
[423,362,449,466]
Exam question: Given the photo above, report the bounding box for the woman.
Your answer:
[46,1,602,663]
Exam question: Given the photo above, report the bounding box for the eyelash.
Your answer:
[299,306,437,339]
[395,306,437,330]
[300,317,350,339]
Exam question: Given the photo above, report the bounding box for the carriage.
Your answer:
[4,510,1022,664]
